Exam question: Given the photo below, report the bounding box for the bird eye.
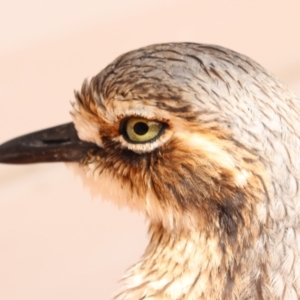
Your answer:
[122,117,165,143]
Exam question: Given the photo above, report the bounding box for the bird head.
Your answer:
[0,43,268,240]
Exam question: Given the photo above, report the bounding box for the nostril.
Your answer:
[41,138,71,145]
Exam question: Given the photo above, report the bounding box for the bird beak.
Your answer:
[0,122,98,164]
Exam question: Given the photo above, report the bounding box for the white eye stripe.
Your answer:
[175,132,236,169]
[175,131,250,187]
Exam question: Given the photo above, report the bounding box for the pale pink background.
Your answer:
[0,1,300,299]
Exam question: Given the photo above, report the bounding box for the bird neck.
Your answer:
[115,222,259,300]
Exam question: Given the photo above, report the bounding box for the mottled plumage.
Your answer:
[1,43,300,299]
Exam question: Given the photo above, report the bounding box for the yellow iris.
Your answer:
[125,117,164,143]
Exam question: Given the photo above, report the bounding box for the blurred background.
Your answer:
[0,1,300,299]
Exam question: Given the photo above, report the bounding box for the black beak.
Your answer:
[0,122,98,164]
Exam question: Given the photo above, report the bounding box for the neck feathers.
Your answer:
[114,222,266,300]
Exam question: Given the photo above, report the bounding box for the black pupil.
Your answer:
[133,122,149,135]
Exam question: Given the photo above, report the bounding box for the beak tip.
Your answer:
[0,141,35,164]
[0,143,17,164]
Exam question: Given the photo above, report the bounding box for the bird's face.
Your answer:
[70,44,267,241]
[0,43,266,239]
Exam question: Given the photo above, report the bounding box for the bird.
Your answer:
[0,42,300,300]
